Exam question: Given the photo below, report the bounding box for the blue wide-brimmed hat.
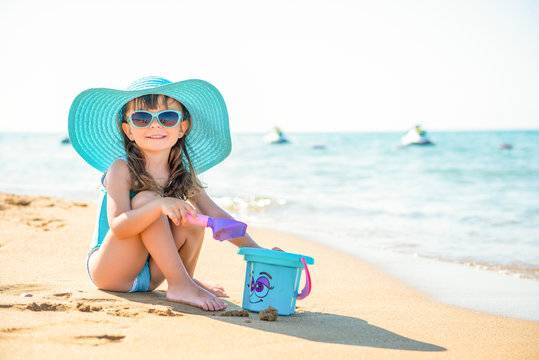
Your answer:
[68,76,231,174]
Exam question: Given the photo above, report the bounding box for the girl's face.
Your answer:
[122,96,189,153]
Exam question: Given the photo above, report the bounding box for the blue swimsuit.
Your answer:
[86,173,151,292]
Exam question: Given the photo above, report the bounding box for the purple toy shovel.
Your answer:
[186,214,247,241]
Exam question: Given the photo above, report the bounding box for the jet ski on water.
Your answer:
[400,125,433,146]
[264,127,290,144]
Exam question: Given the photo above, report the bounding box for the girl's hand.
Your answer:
[160,197,197,226]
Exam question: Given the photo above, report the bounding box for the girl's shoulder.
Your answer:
[110,157,129,167]
[108,158,130,174]
[103,158,130,189]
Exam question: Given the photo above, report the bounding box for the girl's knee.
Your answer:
[173,222,204,248]
[131,191,160,209]
[186,223,205,245]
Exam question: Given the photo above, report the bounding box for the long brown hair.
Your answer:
[118,95,205,200]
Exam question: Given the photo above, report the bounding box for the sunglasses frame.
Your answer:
[127,110,183,128]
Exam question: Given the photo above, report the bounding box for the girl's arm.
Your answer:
[189,190,262,248]
[105,160,195,239]
[104,159,164,239]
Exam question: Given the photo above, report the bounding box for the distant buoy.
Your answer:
[499,143,513,150]
[312,144,326,150]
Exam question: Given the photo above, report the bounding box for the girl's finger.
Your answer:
[186,206,197,220]
[178,208,188,225]
[173,210,182,226]
[167,209,179,226]
[168,214,179,226]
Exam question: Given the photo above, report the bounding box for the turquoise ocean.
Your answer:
[1,131,538,318]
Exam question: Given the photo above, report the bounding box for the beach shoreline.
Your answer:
[0,193,538,359]
[299,232,539,322]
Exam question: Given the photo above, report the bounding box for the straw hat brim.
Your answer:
[68,79,231,174]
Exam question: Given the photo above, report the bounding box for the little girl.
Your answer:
[69,77,271,311]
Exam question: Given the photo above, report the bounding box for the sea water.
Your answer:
[206,131,539,280]
[1,131,538,318]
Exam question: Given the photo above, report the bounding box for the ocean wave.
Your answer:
[460,261,538,280]
[405,252,539,280]
[212,195,287,212]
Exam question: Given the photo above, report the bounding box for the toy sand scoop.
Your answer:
[187,214,247,241]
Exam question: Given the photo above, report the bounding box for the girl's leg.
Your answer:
[176,224,204,278]
[146,206,226,297]
[130,191,226,311]
[173,220,227,296]
[88,230,150,292]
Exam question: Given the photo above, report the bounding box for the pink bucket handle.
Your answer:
[297,257,312,300]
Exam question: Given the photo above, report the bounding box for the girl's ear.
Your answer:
[179,120,189,138]
[122,122,134,141]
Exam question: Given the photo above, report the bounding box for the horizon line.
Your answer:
[2,128,539,135]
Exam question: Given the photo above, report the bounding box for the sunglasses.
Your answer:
[127,110,183,128]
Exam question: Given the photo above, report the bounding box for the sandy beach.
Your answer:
[0,193,537,359]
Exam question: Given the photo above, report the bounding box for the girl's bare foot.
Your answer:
[166,281,227,311]
[194,279,227,297]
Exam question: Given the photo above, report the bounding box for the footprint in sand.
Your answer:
[23,302,68,312]
[72,334,125,346]
[106,308,140,318]
[26,218,65,231]
[0,327,31,334]
[76,303,103,312]
[5,198,32,206]
[53,292,72,298]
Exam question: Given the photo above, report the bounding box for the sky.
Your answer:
[0,0,538,133]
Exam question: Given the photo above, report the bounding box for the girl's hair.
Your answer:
[118,95,205,200]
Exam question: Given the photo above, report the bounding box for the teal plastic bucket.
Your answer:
[238,247,314,315]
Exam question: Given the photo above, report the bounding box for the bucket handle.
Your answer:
[297,257,312,300]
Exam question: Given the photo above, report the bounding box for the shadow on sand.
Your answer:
[110,291,446,352]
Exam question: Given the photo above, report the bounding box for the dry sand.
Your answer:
[0,193,537,359]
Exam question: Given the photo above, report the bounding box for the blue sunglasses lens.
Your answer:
[130,112,153,127]
[158,111,180,127]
